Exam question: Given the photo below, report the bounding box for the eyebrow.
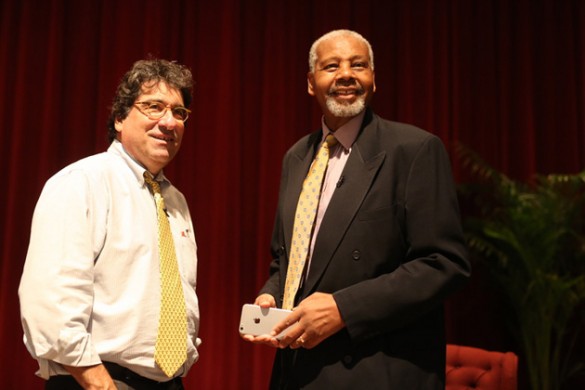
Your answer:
[320,55,370,64]
[138,98,186,108]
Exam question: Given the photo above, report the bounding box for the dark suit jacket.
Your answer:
[260,109,470,389]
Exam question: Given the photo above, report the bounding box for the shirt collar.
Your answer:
[320,110,365,150]
[108,140,170,186]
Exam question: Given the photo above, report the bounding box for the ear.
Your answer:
[307,72,316,96]
[372,71,377,93]
[114,118,123,132]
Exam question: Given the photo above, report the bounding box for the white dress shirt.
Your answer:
[19,140,201,382]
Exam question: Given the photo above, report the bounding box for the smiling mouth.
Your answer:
[152,134,174,142]
[331,89,360,96]
[328,84,365,97]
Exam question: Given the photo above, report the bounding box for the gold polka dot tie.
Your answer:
[282,134,338,310]
[144,172,187,377]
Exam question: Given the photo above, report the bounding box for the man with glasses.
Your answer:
[19,58,200,390]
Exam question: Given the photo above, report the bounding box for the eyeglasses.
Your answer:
[134,101,191,122]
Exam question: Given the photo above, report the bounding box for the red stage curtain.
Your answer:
[1,1,584,389]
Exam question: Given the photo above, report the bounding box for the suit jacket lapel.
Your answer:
[302,113,386,296]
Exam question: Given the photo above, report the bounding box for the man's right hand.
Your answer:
[240,294,280,347]
[64,363,117,390]
[254,293,276,308]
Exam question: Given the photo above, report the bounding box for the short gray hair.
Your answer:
[308,29,374,73]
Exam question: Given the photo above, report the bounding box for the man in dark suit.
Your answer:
[243,29,470,389]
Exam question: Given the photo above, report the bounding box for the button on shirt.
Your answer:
[18,140,201,382]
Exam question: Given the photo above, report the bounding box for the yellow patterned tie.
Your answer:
[144,172,187,377]
[282,134,338,310]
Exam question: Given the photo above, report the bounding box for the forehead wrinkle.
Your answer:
[317,42,370,62]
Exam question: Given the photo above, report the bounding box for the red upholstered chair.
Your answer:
[446,344,518,390]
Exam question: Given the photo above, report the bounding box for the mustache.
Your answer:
[328,79,365,95]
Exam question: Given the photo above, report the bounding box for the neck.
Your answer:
[323,115,354,131]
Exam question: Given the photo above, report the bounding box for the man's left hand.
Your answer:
[273,292,345,350]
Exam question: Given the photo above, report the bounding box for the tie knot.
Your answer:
[324,134,338,148]
[144,172,161,195]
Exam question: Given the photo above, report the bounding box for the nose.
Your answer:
[158,109,179,130]
[335,68,357,89]
[337,62,354,79]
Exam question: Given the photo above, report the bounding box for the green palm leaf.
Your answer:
[457,144,585,390]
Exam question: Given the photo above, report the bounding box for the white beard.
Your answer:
[325,94,367,118]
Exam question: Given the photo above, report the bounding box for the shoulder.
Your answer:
[47,152,108,181]
[289,131,321,153]
[43,151,129,194]
[282,131,320,162]
[368,112,437,144]
[356,111,446,160]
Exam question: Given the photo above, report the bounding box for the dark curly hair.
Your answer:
[106,58,193,143]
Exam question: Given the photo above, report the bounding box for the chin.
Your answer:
[151,150,173,163]
[326,97,366,118]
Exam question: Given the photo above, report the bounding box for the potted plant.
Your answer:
[456,145,585,390]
